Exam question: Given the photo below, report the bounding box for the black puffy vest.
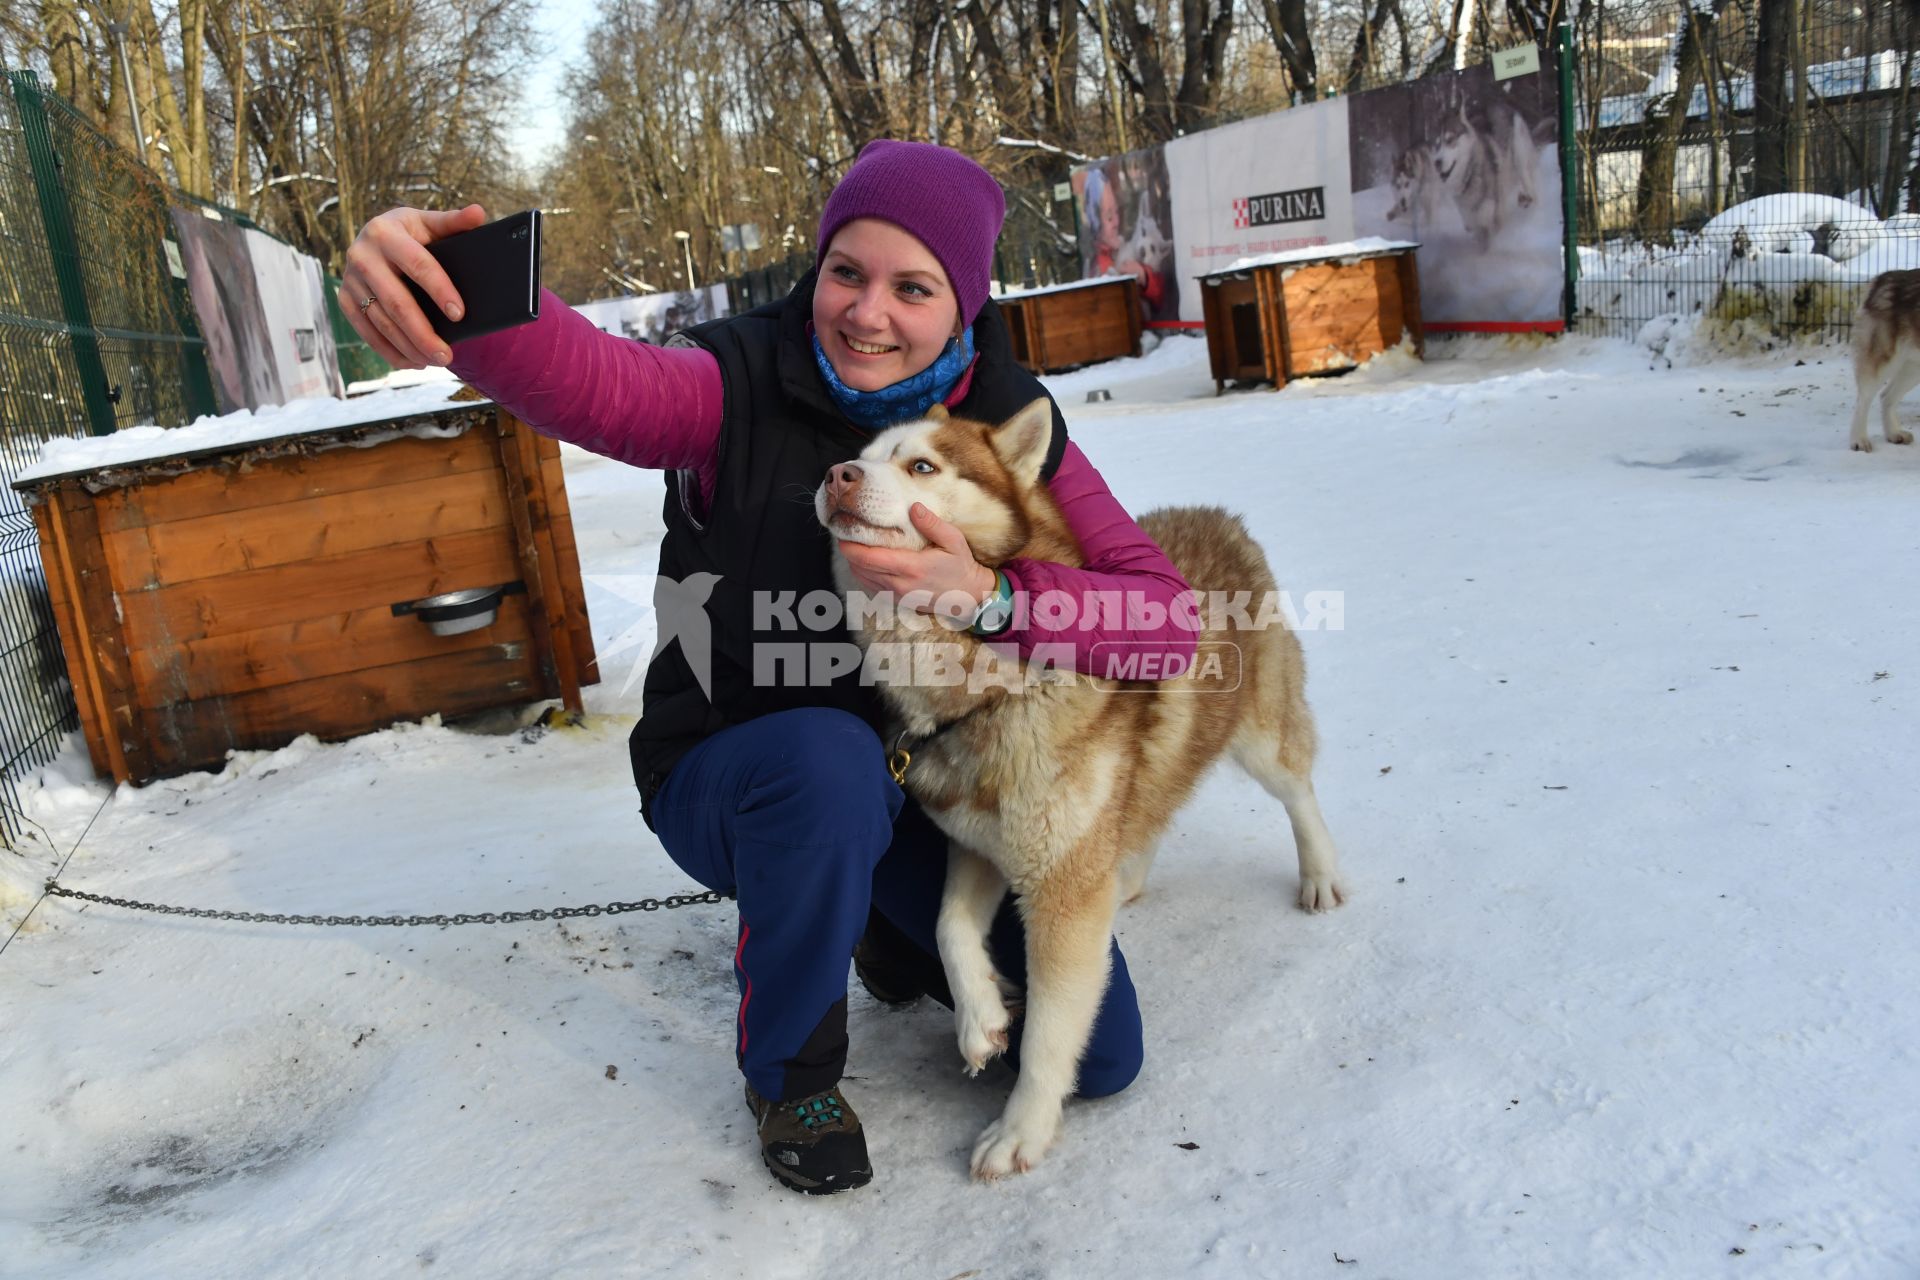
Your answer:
[628,269,1068,824]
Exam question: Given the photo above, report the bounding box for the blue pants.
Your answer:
[650,707,1144,1102]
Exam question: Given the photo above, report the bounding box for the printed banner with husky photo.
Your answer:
[170,208,346,413]
[172,209,282,413]
[1348,62,1564,329]
[1071,59,1563,331]
[574,286,730,345]
[244,227,345,403]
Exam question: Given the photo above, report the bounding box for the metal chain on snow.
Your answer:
[42,878,730,928]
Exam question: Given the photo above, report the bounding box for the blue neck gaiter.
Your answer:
[812,327,976,431]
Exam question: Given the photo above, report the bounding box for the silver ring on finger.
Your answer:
[359,293,378,313]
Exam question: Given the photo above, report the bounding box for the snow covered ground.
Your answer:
[4,332,1918,1278]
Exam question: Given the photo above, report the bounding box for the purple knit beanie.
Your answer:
[817,140,1006,326]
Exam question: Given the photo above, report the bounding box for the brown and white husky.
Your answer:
[814,399,1347,1180]
[1849,269,1920,452]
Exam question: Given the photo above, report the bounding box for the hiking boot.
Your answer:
[853,931,925,1006]
[745,1083,873,1195]
[851,909,954,1007]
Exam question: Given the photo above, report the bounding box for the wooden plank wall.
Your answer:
[1029,281,1141,373]
[495,414,583,711]
[38,414,588,782]
[1396,253,1426,358]
[32,493,144,781]
[1280,256,1412,376]
[532,432,599,689]
[1004,279,1142,375]
[1204,253,1424,392]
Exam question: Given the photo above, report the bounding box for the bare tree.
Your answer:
[1632,0,1727,243]
[1256,0,1318,100]
[1753,0,1793,195]
[1080,0,1238,141]
[771,0,893,148]
[7,0,535,268]
[1342,0,1401,91]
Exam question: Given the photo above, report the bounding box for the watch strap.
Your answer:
[969,569,1015,637]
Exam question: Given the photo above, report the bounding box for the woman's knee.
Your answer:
[1075,945,1144,1098]
[743,708,893,800]
[1076,1039,1144,1098]
[722,710,902,863]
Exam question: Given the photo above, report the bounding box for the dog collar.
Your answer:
[887,699,1000,786]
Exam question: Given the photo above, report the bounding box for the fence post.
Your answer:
[1557,21,1580,329]
[7,71,119,437]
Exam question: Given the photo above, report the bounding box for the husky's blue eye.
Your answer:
[911,460,937,475]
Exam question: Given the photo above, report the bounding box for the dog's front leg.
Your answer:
[938,841,1013,1075]
[971,871,1117,1180]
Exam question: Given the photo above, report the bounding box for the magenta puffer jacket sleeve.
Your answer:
[1000,440,1200,673]
[447,289,723,506]
[452,309,1192,670]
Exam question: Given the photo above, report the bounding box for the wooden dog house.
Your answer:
[14,391,596,785]
[1198,240,1423,394]
[996,275,1143,374]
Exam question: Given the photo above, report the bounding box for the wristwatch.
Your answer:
[969,569,1015,637]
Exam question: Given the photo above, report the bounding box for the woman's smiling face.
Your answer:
[812,218,961,392]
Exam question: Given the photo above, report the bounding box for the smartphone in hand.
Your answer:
[403,209,542,343]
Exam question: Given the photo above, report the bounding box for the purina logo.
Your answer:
[1236,186,1327,228]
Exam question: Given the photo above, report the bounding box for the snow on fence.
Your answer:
[1577,193,1920,352]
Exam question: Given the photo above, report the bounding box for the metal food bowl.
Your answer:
[394,584,516,636]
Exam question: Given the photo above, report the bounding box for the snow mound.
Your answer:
[1700,194,1884,260]
[1839,237,1920,279]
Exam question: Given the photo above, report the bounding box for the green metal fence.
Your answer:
[0,70,221,848]
[1566,1,1914,343]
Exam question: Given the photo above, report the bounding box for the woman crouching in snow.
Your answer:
[338,140,1195,1195]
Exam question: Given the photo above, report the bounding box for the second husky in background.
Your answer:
[815,399,1347,1182]
[1849,269,1920,452]
[1385,145,1447,231]
[1428,96,1544,250]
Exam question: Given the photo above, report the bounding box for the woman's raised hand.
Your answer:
[837,502,998,624]
[337,205,488,369]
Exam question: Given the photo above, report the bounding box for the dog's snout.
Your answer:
[823,462,863,502]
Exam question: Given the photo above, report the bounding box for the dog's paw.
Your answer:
[1298,874,1348,913]
[970,1113,1057,1180]
[1852,437,1875,452]
[955,990,1013,1076]
[1888,428,1914,445]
